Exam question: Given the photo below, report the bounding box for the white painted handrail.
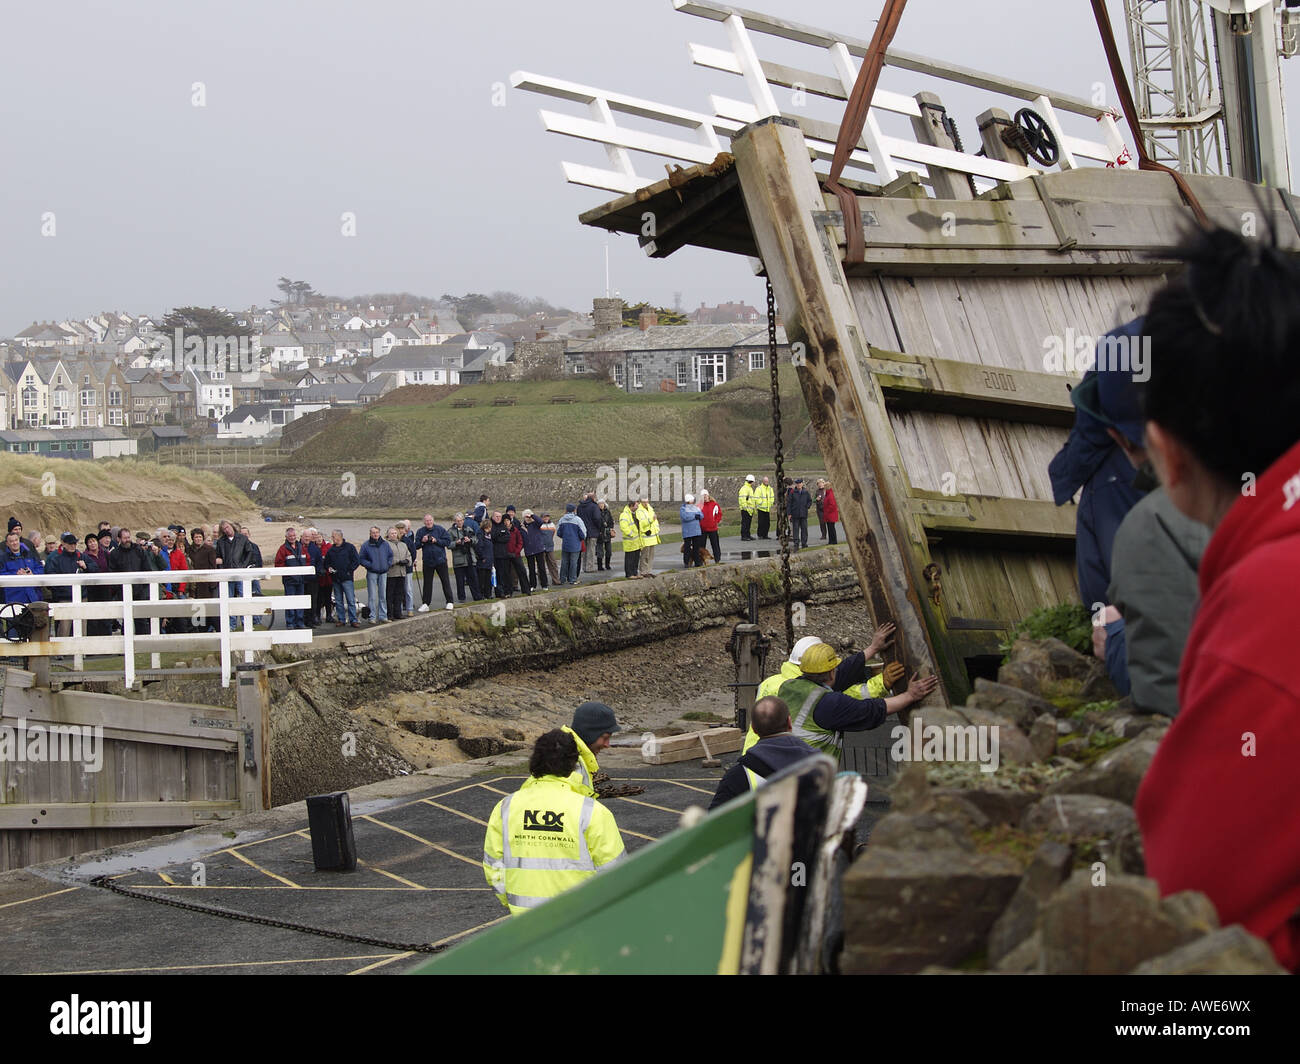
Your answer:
[0,566,314,688]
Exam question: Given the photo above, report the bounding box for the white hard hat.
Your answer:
[745,474,755,482]
[788,636,825,665]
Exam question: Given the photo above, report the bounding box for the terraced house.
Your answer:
[565,322,790,393]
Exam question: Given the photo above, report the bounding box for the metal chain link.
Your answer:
[767,279,796,654]
[90,874,448,955]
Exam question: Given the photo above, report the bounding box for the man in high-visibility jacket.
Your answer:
[754,476,776,539]
[710,696,820,810]
[764,642,938,761]
[483,729,625,915]
[618,502,642,579]
[747,625,903,752]
[563,700,620,796]
[636,500,660,577]
[739,475,757,541]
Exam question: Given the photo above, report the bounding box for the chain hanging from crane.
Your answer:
[766,277,796,654]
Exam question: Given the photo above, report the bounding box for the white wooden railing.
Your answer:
[512,0,1131,197]
[0,566,314,689]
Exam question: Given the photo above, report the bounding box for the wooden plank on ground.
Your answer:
[643,728,743,765]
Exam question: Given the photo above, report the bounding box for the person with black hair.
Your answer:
[482,728,625,915]
[1134,222,1300,974]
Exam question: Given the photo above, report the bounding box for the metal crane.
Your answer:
[1124,0,1299,186]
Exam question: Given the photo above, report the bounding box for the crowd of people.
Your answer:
[3,475,849,635]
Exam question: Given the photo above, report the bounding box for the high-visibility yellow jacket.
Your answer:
[753,482,775,513]
[636,505,660,546]
[483,774,625,915]
[745,665,886,753]
[739,481,757,514]
[619,505,642,551]
[562,725,599,797]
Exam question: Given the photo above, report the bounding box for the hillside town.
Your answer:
[0,293,785,456]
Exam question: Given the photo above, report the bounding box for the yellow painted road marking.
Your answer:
[347,951,415,975]
[158,872,177,885]
[419,798,488,826]
[476,783,511,796]
[31,953,400,975]
[359,815,480,868]
[346,913,511,974]
[0,886,77,910]
[620,827,657,842]
[358,859,425,889]
[220,847,300,887]
[613,796,684,816]
[656,779,716,795]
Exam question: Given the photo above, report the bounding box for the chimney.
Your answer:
[638,308,658,331]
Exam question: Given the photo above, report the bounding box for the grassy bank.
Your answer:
[271,369,814,470]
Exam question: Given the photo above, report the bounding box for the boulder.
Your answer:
[1131,926,1288,975]
[1029,715,1057,761]
[1079,664,1120,702]
[1039,871,1196,974]
[884,761,932,813]
[841,847,1023,973]
[995,660,1047,696]
[1046,739,1160,806]
[987,840,1075,965]
[965,679,1056,732]
[931,787,1035,827]
[929,793,991,832]
[868,811,974,852]
[501,727,525,741]
[959,707,1037,765]
[995,931,1041,973]
[1021,793,1144,874]
[1160,890,1220,938]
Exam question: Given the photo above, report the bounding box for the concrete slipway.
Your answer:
[0,746,719,976]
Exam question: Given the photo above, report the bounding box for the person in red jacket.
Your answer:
[1135,224,1300,973]
[820,481,839,544]
[697,489,722,564]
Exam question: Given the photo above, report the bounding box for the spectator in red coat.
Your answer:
[1135,224,1300,973]
[820,481,840,544]
[698,489,722,564]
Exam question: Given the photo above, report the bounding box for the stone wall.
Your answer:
[839,637,1287,975]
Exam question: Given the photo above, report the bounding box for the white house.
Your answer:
[364,346,462,387]
[258,333,306,371]
[217,403,299,440]
[188,368,235,422]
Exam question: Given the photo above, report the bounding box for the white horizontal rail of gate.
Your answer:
[0,566,314,689]
[512,0,1129,198]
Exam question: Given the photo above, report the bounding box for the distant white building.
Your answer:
[364,346,462,387]
[217,403,299,440]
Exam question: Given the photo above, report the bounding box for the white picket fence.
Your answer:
[0,566,314,688]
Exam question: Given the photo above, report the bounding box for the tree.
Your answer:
[158,307,252,338]
[583,350,621,381]
[620,300,688,327]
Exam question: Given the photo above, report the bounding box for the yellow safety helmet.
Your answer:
[799,643,842,675]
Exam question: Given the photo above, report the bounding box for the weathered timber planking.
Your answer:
[0,801,239,831]
[732,118,954,699]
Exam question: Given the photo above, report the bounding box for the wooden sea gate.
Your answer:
[516,0,1300,702]
[0,565,311,870]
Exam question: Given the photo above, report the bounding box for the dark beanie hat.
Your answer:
[571,701,620,745]
[7,517,19,532]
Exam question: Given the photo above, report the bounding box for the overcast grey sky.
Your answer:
[3,0,1297,335]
